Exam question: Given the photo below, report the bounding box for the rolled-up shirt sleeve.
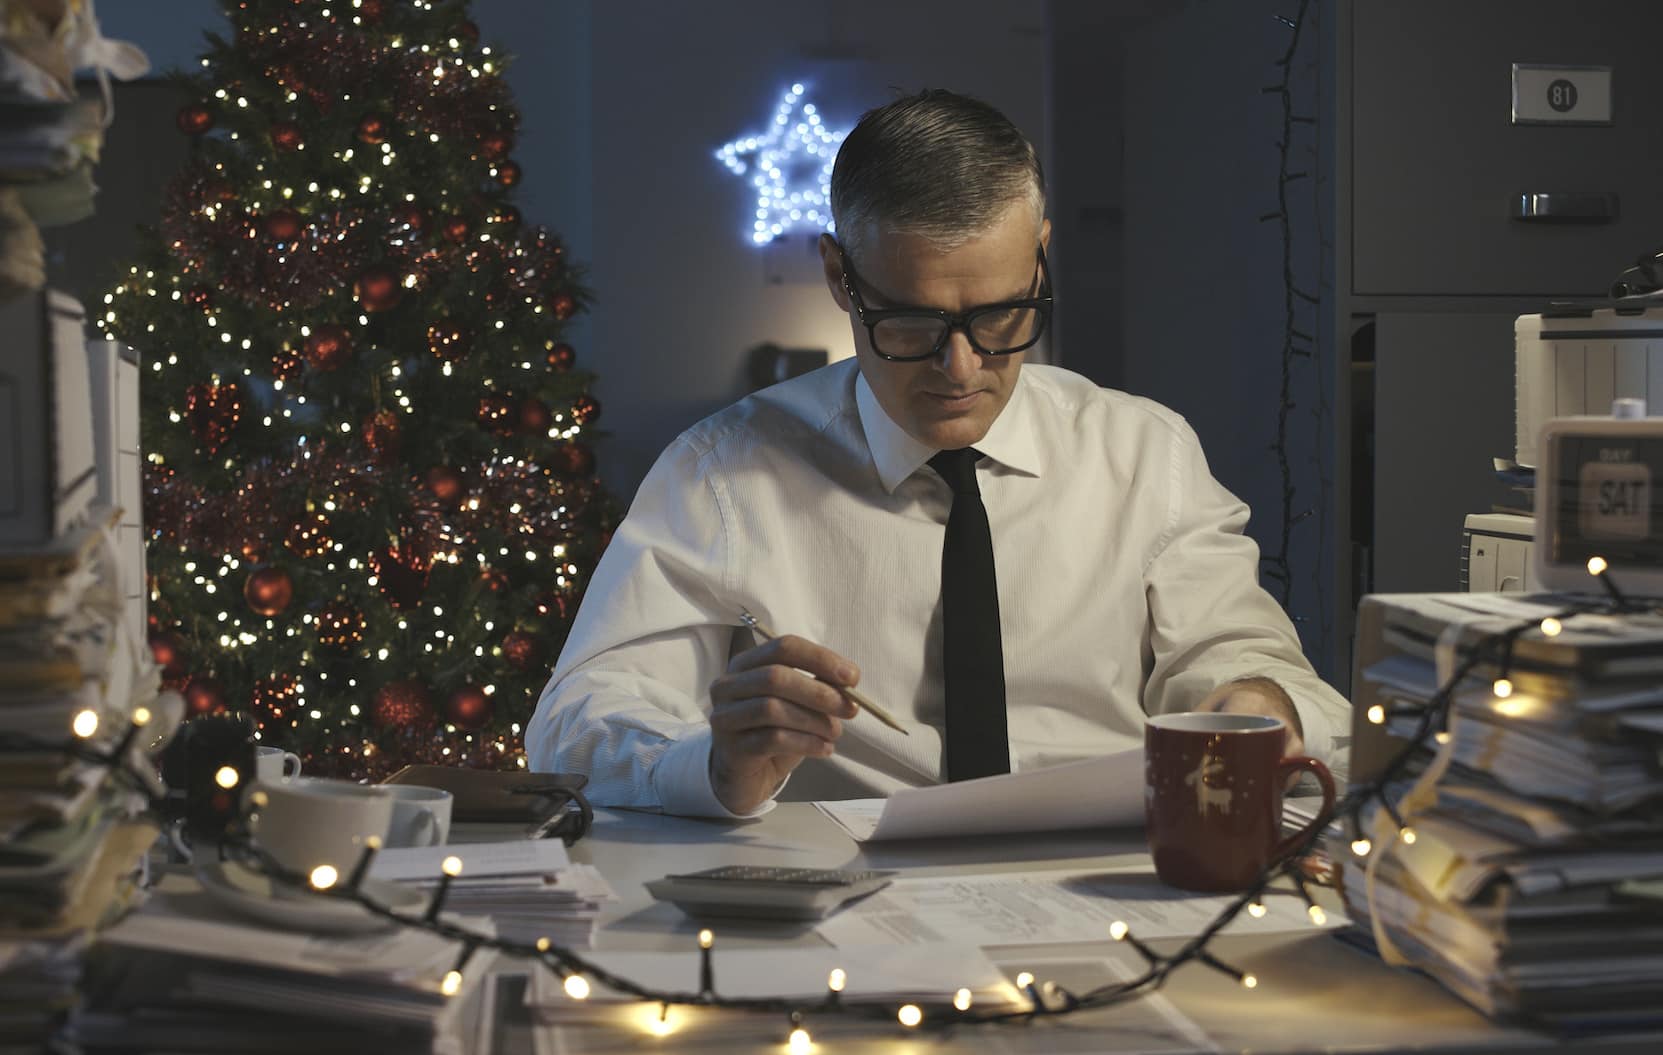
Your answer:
[1140,416,1351,766]
[526,437,771,818]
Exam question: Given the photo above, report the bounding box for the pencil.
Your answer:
[737,609,910,735]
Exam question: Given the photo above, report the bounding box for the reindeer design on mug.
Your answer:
[1184,751,1234,816]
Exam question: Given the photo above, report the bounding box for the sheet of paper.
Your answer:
[369,838,570,882]
[526,943,1019,1007]
[815,868,1344,948]
[815,748,1144,842]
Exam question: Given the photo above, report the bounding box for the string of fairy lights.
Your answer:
[12,557,1643,1046]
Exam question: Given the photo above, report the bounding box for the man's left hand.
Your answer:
[1195,677,1304,758]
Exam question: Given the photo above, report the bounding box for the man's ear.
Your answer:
[818,233,851,311]
[1040,217,1052,254]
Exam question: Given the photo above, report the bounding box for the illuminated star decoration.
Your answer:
[715,83,847,245]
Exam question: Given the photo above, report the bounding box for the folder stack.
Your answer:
[1339,592,1663,1030]
[71,877,496,1055]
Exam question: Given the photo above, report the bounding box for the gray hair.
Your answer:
[829,89,1045,263]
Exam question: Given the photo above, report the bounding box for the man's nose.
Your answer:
[935,329,980,380]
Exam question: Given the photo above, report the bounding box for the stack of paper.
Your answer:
[71,879,494,1055]
[370,840,617,948]
[0,511,174,1053]
[1340,592,1663,1029]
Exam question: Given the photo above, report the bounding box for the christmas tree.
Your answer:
[99,0,613,780]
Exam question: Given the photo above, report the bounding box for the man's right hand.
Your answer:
[708,633,860,814]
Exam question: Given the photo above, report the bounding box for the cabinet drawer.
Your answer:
[1352,0,1663,297]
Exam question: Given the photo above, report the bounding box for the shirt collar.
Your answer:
[855,366,1045,493]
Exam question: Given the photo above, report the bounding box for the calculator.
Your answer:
[644,865,896,921]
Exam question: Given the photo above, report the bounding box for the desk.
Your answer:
[475,805,1654,1054]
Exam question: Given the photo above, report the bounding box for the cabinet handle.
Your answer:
[1511,191,1617,223]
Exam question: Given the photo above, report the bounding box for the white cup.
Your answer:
[254,746,303,784]
[248,777,394,879]
[381,785,453,848]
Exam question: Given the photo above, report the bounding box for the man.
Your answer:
[528,89,1350,816]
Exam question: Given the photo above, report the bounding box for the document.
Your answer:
[368,838,570,882]
[815,868,1344,948]
[815,749,1144,842]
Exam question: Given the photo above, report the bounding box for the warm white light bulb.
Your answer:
[564,974,590,1000]
[827,968,846,993]
[441,970,462,996]
[131,706,153,727]
[1400,826,1417,845]
[698,928,714,949]
[1307,904,1327,926]
[1242,973,1259,989]
[788,1026,812,1053]
[214,765,241,789]
[1493,678,1513,699]
[1108,920,1129,941]
[1540,617,1562,637]
[1247,901,1268,918]
[1351,838,1372,857]
[1014,972,1034,989]
[953,988,973,1011]
[897,1004,922,1028]
[441,855,463,877]
[72,710,99,738]
[1588,555,1608,576]
[1366,704,1386,725]
[310,865,339,889]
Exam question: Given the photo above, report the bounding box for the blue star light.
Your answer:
[715,83,847,245]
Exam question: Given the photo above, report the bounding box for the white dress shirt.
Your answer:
[527,359,1351,816]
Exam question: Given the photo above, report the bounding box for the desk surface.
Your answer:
[474,805,1654,1055]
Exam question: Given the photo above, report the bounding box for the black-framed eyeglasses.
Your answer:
[838,244,1054,362]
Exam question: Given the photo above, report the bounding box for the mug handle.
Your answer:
[282,751,302,778]
[1271,756,1336,861]
[413,808,441,847]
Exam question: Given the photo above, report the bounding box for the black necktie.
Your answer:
[929,448,1010,781]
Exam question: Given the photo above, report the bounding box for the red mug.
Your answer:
[1144,712,1335,893]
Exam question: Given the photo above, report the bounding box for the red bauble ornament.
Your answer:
[270,120,304,151]
[442,214,471,243]
[272,345,303,383]
[546,342,575,371]
[501,631,540,672]
[186,284,214,309]
[177,104,214,135]
[184,382,242,453]
[478,132,513,161]
[395,205,427,232]
[477,394,515,434]
[373,680,435,730]
[354,267,402,312]
[445,685,492,730]
[518,397,550,434]
[494,160,521,188]
[356,112,391,145]
[362,409,402,462]
[570,393,601,425]
[265,208,303,242]
[285,511,333,558]
[315,600,365,650]
[244,566,294,617]
[370,545,429,609]
[359,0,386,20]
[425,319,468,360]
[304,324,353,370]
[184,676,227,716]
[425,466,465,505]
[149,632,187,679]
[550,442,596,477]
[549,292,577,320]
